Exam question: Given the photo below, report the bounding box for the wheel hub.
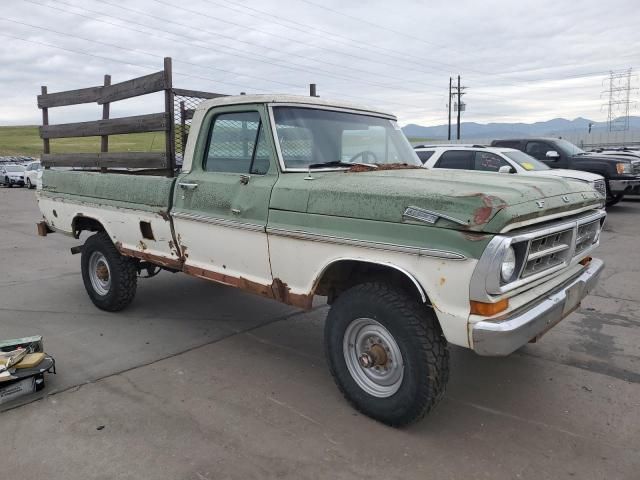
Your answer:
[343,318,404,398]
[96,264,109,281]
[358,343,388,368]
[88,251,111,296]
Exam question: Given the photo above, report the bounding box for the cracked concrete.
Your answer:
[1,188,639,479]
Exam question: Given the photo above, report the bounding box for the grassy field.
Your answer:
[0,126,165,156]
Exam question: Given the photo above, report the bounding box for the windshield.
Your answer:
[502,150,550,171]
[3,165,24,172]
[554,139,585,156]
[272,107,421,170]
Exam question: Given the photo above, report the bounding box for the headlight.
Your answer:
[616,162,631,174]
[500,246,516,282]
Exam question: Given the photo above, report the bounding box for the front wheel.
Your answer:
[26,178,33,189]
[324,282,449,427]
[81,232,138,311]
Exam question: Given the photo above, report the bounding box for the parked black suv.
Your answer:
[491,138,640,206]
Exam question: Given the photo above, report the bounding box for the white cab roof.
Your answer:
[196,94,396,119]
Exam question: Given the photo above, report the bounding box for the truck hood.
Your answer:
[270,168,603,233]
[532,168,603,183]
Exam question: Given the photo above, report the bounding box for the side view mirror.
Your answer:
[498,165,515,174]
[545,150,560,159]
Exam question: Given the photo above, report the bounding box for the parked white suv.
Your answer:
[23,161,41,189]
[415,145,606,197]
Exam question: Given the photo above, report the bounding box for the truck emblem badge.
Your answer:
[535,200,545,208]
[562,195,570,203]
[403,206,468,226]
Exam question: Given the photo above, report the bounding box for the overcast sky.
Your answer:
[1,0,639,127]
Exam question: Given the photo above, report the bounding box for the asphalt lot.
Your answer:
[0,186,639,479]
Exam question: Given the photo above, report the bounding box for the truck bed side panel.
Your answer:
[38,171,180,264]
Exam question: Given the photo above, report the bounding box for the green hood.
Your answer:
[270,169,603,233]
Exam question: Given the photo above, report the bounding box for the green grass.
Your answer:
[0,126,165,156]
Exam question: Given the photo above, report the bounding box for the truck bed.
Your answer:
[38,170,180,266]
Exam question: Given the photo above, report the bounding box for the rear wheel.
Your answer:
[324,282,449,427]
[81,232,138,311]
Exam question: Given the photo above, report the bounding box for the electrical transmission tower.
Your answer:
[602,69,638,131]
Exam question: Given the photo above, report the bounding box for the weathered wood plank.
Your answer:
[41,152,168,169]
[172,88,227,99]
[98,70,167,104]
[38,85,103,108]
[40,112,169,139]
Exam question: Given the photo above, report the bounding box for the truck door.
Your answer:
[171,106,278,288]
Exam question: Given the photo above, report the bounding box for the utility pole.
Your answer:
[447,77,452,141]
[456,75,462,140]
[451,75,467,140]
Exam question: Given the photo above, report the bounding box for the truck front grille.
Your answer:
[513,212,605,284]
[521,229,573,278]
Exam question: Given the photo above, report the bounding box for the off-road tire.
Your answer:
[81,231,138,311]
[605,183,623,207]
[324,282,449,427]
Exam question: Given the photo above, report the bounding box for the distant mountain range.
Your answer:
[402,116,640,140]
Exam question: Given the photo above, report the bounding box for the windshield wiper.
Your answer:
[308,161,354,169]
[307,161,379,169]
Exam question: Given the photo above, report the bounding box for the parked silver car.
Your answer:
[0,164,26,188]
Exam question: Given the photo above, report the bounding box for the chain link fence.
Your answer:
[172,89,227,167]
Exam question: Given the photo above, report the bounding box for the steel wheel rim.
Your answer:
[343,318,404,398]
[88,251,111,296]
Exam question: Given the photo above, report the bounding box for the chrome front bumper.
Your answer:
[609,178,640,195]
[471,258,604,356]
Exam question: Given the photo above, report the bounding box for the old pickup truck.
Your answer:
[35,67,606,426]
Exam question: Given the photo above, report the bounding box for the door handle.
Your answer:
[178,182,198,190]
[239,174,250,185]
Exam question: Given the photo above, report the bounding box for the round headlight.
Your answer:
[501,246,516,282]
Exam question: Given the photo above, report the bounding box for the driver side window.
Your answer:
[204,111,270,175]
[525,141,553,160]
[473,151,510,172]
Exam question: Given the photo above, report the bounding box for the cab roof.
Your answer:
[196,94,396,119]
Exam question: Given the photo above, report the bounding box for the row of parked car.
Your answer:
[414,138,640,207]
[0,160,42,189]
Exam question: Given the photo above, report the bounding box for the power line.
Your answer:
[1,20,429,113]
[17,0,454,110]
[115,0,444,90]
[27,0,418,92]
[201,0,463,78]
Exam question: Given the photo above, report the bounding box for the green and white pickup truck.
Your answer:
[37,94,606,426]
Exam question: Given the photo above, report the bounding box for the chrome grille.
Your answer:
[521,229,573,278]
[593,179,606,197]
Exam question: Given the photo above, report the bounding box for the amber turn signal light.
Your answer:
[470,298,509,316]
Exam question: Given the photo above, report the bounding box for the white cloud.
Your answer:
[0,0,638,126]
